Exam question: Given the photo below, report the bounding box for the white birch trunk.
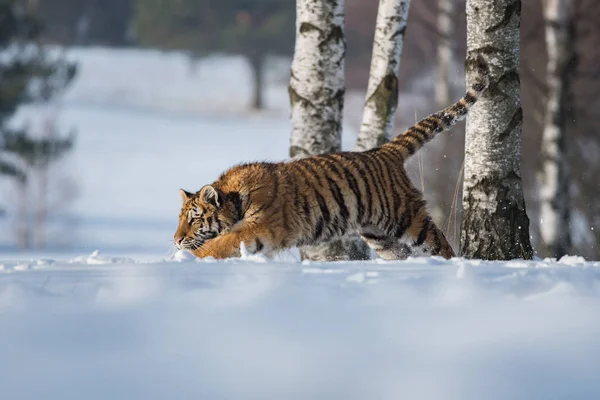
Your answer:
[355,0,410,151]
[539,0,572,257]
[289,0,345,158]
[460,0,533,260]
[435,0,453,109]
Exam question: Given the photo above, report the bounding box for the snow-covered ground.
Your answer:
[1,252,600,399]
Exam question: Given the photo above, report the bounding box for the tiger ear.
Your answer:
[180,189,193,202]
[199,185,222,207]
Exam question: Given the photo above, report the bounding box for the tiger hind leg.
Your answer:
[403,213,455,259]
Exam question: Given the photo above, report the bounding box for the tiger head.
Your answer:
[174,185,239,251]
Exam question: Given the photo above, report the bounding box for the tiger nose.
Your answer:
[174,236,184,247]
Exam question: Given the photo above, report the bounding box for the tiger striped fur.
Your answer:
[174,56,490,260]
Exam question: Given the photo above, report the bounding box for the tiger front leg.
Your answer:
[192,225,274,259]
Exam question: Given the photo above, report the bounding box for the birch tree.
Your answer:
[460,0,533,260]
[355,0,411,151]
[289,0,352,261]
[289,0,345,158]
[539,0,573,258]
[435,0,453,109]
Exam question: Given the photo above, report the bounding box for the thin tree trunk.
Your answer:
[289,0,349,261]
[539,0,573,258]
[249,52,264,110]
[435,0,453,109]
[289,0,345,159]
[460,0,533,260]
[355,0,410,151]
[17,180,30,250]
[35,168,47,249]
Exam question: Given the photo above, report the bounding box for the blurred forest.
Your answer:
[15,0,600,258]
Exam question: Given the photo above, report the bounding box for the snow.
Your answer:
[1,252,600,399]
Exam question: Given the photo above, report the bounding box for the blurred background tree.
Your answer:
[133,0,295,110]
[35,0,134,46]
[0,0,77,248]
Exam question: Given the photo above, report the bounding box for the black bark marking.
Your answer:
[299,22,323,36]
[485,0,521,33]
[467,45,509,57]
[498,107,523,141]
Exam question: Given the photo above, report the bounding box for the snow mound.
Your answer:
[68,250,136,265]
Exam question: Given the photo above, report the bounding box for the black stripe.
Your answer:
[298,159,331,225]
[412,125,430,138]
[373,154,396,230]
[314,216,325,240]
[441,112,455,126]
[314,189,331,224]
[364,151,385,224]
[255,239,264,252]
[419,119,434,129]
[464,91,477,104]
[377,151,402,223]
[424,117,440,132]
[400,138,416,156]
[394,212,412,238]
[348,154,373,222]
[415,217,431,246]
[226,192,244,221]
[302,193,311,218]
[316,156,351,223]
[374,152,398,231]
[331,215,347,237]
[325,175,350,220]
[432,230,442,255]
[368,153,391,227]
[361,232,387,242]
[356,153,382,224]
[405,129,427,144]
[299,158,325,187]
[291,163,315,220]
[325,154,365,224]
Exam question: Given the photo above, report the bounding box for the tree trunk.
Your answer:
[36,169,47,249]
[289,0,345,158]
[355,0,411,151]
[289,0,349,261]
[249,52,265,110]
[539,0,573,258]
[17,180,31,250]
[460,0,533,260]
[435,0,453,109]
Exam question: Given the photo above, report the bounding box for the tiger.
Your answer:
[174,55,490,260]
